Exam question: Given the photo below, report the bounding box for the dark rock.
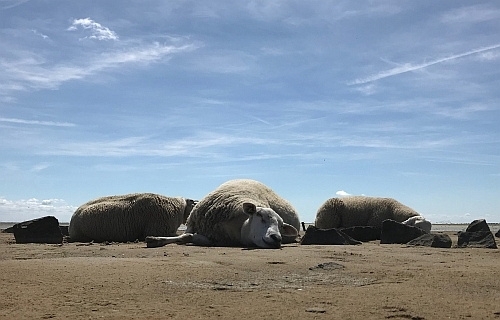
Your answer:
[407,233,452,248]
[339,226,381,242]
[305,307,327,313]
[380,219,426,244]
[309,261,345,271]
[59,225,69,236]
[300,226,361,245]
[496,229,500,238]
[466,219,491,232]
[2,226,14,233]
[12,216,63,244]
[457,231,497,249]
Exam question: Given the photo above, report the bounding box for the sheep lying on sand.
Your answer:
[69,193,196,242]
[315,196,431,233]
[146,179,300,249]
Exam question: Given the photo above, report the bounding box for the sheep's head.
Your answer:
[241,202,298,249]
[402,215,432,233]
[183,199,198,223]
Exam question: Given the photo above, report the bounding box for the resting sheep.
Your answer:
[315,196,431,233]
[146,179,300,249]
[69,193,196,242]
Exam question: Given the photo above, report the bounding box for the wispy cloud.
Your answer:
[189,51,254,74]
[0,0,30,10]
[349,44,500,85]
[67,17,118,41]
[37,133,279,158]
[31,29,49,39]
[431,104,493,119]
[0,41,198,94]
[441,5,500,24]
[30,162,51,172]
[0,117,76,127]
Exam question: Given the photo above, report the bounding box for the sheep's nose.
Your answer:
[270,233,282,243]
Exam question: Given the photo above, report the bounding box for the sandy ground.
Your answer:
[1,230,499,320]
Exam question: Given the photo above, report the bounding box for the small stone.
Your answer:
[306,307,326,313]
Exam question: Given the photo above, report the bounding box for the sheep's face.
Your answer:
[183,199,198,222]
[241,202,298,249]
[402,216,432,233]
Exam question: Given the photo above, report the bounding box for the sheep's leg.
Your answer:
[145,233,193,248]
[182,226,214,246]
[191,233,213,246]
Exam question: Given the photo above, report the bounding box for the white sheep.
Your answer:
[69,193,196,242]
[401,215,432,233]
[315,196,431,233]
[146,179,300,248]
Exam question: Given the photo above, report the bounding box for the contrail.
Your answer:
[349,43,500,85]
[0,117,75,127]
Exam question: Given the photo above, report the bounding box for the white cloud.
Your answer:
[68,17,118,41]
[0,197,77,222]
[336,190,351,196]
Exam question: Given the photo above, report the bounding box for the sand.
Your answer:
[1,230,499,320]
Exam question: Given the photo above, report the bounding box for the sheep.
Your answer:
[69,193,196,242]
[314,196,431,233]
[401,215,432,233]
[146,179,300,249]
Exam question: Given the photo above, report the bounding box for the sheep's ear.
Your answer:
[282,223,298,238]
[242,203,257,215]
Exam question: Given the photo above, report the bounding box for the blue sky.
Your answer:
[1,0,499,224]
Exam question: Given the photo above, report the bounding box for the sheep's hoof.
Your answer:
[146,236,165,248]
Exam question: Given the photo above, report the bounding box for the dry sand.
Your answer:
[1,230,499,320]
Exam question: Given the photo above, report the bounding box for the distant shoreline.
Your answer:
[2,222,499,233]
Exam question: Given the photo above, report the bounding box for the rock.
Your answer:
[305,307,326,313]
[12,216,63,244]
[457,231,497,249]
[407,233,452,248]
[339,226,380,242]
[309,262,344,271]
[466,219,491,232]
[2,226,14,233]
[380,219,426,244]
[496,229,500,238]
[300,226,361,245]
[59,225,69,236]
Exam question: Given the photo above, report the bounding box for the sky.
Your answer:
[1,0,499,224]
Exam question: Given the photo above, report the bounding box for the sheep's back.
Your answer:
[69,193,186,242]
[315,196,420,228]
